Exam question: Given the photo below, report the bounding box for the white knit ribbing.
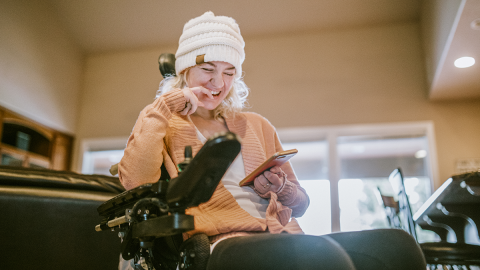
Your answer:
[179,22,244,47]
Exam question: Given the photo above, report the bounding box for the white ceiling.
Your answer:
[48,0,480,100]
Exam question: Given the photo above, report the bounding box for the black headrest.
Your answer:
[158,53,176,78]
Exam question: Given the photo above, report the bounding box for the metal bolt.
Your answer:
[190,252,195,258]
[180,252,184,257]
[145,209,150,214]
[180,263,185,268]
[137,209,142,214]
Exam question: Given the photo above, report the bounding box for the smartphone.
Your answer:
[238,149,298,186]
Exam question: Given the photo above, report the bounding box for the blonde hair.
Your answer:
[156,70,249,120]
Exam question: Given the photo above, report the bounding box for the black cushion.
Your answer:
[0,166,124,269]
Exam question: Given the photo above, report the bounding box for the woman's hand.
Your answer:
[180,87,214,115]
[253,166,286,194]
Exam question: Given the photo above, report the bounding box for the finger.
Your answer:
[189,98,198,114]
[264,171,282,186]
[181,89,195,112]
[269,166,282,174]
[182,88,194,102]
[269,166,286,182]
[180,103,190,115]
[201,88,215,99]
[186,102,194,115]
[254,174,269,192]
[191,86,214,99]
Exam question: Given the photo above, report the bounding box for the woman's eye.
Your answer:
[224,73,234,77]
[202,68,213,72]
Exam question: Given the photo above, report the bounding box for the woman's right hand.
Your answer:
[180,87,214,115]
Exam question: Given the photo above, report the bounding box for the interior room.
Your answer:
[1,0,479,269]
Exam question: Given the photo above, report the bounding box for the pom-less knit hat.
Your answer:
[175,11,245,78]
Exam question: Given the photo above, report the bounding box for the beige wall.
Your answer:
[77,22,480,189]
[0,0,83,134]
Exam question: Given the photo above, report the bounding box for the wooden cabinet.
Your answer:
[0,106,73,171]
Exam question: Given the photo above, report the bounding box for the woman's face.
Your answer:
[186,61,236,110]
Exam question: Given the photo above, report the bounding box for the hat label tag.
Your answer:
[196,54,205,65]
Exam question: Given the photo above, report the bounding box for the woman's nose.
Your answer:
[210,72,224,88]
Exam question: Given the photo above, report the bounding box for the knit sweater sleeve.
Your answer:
[118,89,186,190]
[272,131,310,218]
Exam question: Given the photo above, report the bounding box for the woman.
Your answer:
[119,11,309,244]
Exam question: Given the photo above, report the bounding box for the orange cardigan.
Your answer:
[118,89,309,238]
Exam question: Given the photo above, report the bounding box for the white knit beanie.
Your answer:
[175,11,245,78]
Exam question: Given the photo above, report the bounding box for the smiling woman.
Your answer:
[117,12,311,268]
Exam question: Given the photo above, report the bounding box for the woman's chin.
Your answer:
[202,100,223,111]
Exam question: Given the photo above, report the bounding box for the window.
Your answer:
[278,121,438,236]
[82,149,124,175]
[79,137,127,175]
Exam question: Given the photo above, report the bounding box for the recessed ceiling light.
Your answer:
[454,57,475,68]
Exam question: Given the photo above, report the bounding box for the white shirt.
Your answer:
[190,118,269,219]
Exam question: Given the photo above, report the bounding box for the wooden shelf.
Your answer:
[0,106,73,171]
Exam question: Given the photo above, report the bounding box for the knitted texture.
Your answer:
[175,11,245,77]
[118,88,309,238]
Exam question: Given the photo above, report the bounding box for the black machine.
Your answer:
[95,132,241,270]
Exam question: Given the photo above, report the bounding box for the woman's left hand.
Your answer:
[253,166,286,194]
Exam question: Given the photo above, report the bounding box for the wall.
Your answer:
[0,0,83,134]
[76,22,480,189]
[420,0,463,90]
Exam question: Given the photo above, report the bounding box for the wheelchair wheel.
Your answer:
[178,234,210,270]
